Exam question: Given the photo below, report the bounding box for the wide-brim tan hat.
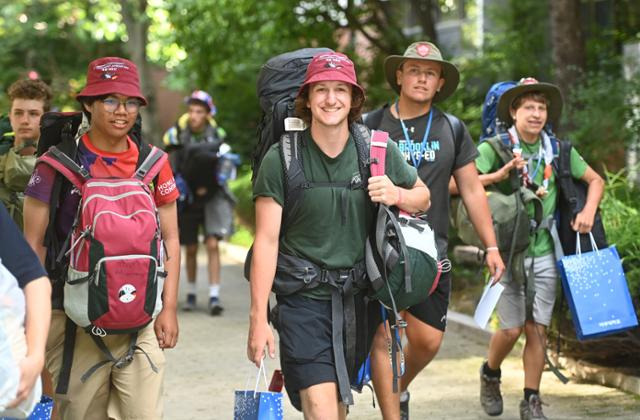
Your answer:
[384,41,460,103]
[497,77,563,126]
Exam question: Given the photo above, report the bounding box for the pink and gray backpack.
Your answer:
[38,145,168,336]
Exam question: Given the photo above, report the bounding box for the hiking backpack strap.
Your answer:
[555,140,578,215]
[79,332,158,385]
[486,135,521,193]
[37,146,90,191]
[351,122,372,189]
[280,132,305,229]
[443,112,463,159]
[134,146,168,185]
[54,317,77,394]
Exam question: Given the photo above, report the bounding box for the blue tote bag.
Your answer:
[234,360,283,420]
[558,233,639,340]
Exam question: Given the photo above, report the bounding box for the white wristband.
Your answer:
[486,247,499,252]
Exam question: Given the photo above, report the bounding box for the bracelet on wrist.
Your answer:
[396,187,403,206]
[486,246,499,252]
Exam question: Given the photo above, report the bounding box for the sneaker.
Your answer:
[182,293,196,311]
[480,365,503,416]
[399,390,410,420]
[209,296,224,316]
[519,394,548,420]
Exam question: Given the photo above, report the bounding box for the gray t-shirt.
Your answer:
[378,106,478,258]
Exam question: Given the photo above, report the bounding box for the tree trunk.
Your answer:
[120,0,162,146]
[410,0,438,43]
[549,0,585,111]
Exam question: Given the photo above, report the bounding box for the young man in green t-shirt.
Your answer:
[474,78,604,420]
[0,78,52,229]
[247,51,430,419]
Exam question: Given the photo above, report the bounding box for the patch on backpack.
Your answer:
[118,284,137,303]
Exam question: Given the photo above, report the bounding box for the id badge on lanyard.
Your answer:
[397,102,433,168]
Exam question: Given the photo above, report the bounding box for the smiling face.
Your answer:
[510,96,548,143]
[84,93,138,143]
[306,81,353,129]
[396,59,445,105]
[9,98,45,145]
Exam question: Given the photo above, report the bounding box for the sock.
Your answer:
[209,284,220,298]
[483,361,501,378]
[524,388,538,402]
[187,281,197,295]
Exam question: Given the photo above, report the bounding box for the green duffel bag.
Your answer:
[366,206,441,313]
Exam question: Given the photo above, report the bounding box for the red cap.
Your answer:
[298,52,364,97]
[76,57,147,105]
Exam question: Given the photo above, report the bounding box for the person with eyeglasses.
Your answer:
[22,57,180,419]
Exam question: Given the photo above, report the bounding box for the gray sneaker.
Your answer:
[480,365,503,416]
[519,394,548,420]
[399,390,410,420]
[182,293,196,311]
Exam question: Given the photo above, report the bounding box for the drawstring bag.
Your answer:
[234,360,283,420]
[0,396,54,420]
[558,232,639,340]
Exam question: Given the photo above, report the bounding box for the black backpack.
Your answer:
[251,47,333,184]
[554,140,607,255]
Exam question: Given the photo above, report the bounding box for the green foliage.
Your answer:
[165,0,337,160]
[0,1,126,110]
[562,72,640,170]
[228,168,255,231]
[229,222,254,248]
[481,0,552,81]
[600,166,640,296]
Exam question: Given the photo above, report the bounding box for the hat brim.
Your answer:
[384,56,460,103]
[76,81,147,106]
[297,70,365,98]
[497,83,563,126]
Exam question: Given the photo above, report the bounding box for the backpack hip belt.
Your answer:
[273,251,367,406]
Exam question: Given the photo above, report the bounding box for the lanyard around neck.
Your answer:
[527,143,544,180]
[396,101,433,168]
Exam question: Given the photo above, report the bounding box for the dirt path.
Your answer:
[162,248,640,419]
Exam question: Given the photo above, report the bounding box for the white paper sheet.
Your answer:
[473,281,505,329]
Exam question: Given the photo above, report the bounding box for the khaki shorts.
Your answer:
[497,254,558,329]
[46,310,166,420]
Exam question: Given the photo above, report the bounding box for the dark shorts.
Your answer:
[406,270,452,332]
[275,292,373,411]
[178,190,233,245]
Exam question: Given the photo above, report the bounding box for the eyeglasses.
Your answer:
[101,97,142,113]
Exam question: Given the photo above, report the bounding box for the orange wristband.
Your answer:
[397,187,403,206]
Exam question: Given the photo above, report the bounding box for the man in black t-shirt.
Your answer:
[365,41,505,419]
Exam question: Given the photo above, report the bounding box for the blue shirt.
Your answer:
[0,202,46,288]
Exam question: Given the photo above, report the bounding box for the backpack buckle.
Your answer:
[114,354,134,369]
[302,267,313,284]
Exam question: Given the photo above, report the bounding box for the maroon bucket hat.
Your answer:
[298,52,365,98]
[76,57,147,105]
